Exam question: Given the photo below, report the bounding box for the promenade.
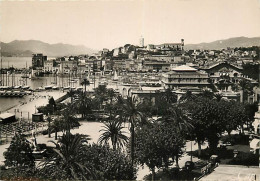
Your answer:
[202,165,260,181]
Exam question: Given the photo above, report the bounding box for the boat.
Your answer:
[44,85,53,90]
[52,86,59,90]
[63,86,71,90]
[36,87,45,92]
[14,85,21,89]
[22,85,30,90]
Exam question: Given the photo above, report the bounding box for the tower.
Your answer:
[139,36,144,47]
[181,39,184,50]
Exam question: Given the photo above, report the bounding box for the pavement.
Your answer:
[202,165,260,181]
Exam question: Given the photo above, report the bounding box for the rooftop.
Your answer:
[172,65,197,71]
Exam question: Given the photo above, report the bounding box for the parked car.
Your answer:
[209,155,220,166]
[185,161,195,171]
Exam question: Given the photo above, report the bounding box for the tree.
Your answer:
[48,96,56,114]
[214,93,223,102]
[67,89,75,103]
[161,88,177,105]
[94,85,108,109]
[60,103,80,133]
[135,123,185,180]
[39,133,93,180]
[84,143,136,180]
[242,63,259,81]
[4,132,35,176]
[50,118,62,140]
[179,90,197,103]
[76,92,92,118]
[81,78,90,93]
[98,119,128,150]
[238,79,254,103]
[159,104,193,167]
[120,96,145,167]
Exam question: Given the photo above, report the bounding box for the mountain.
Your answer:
[185,36,260,50]
[0,40,96,57]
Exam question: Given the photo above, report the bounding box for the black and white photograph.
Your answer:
[0,0,260,180]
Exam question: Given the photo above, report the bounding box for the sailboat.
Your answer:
[21,62,29,78]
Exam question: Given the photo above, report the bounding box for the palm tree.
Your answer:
[81,78,90,93]
[161,88,177,105]
[107,88,116,104]
[198,90,214,99]
[50,118,62,140]
[120,96,145,167]
[67,89,75,103]
[98,119,128,150]
[61,103,79,133]
[76,92,92,118]
[39,133,93,180]
[214,93,223,102]
[179,90,196,103]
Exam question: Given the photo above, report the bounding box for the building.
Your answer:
[32,54,47,76]
[59,61,78,74]
[32,54,47,69]
[44,60,54,73]
[0,113,16,124]
[155,39,184,51]
[201,62,244,92]
[143,60,170,72]
[162,65,210,90]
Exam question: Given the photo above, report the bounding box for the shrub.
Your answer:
[228,152,259,166]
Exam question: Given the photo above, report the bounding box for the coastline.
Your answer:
[0,90,66,119]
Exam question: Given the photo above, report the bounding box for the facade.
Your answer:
[44,60,54,73]
[162,65,210,90]
[143,60,170,72]
[201,62,244,92]
[59,61,78,74]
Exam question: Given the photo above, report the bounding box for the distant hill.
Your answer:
[0,40,96,57]
[185,36,260,50]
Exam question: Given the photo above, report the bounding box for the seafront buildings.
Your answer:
[27,38,259,103]
[0,38,260,180]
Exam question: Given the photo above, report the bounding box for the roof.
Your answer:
[250,139,260,149]
[172,65,197,71]
[32,113,43,116]
[0,113,15,119]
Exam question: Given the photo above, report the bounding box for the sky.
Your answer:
[0,0,260,50]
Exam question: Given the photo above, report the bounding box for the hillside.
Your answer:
[185,36,260,50]
[0,40,96,57]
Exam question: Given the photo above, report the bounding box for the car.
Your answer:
[221,141,232,147]
[209,155,220,166]
[185,161,195,171]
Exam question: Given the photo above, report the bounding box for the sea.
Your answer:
[0,57,76,112]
